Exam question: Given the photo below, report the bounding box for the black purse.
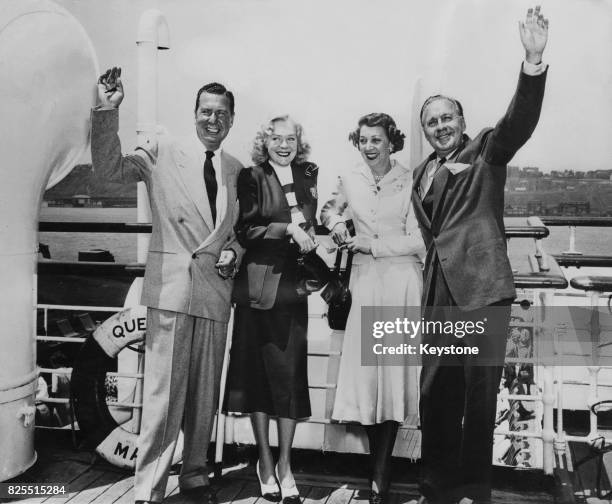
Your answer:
[321,248,353,330]
[295,248,333,297]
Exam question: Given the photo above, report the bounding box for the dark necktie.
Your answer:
[420,156,446,198]
[203,150,217,226]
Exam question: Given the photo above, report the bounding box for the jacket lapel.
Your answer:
[431,165,450,223]
[174,138,214,232]
[412,156,433,229]
[290,162,305,205]
[216,151,229,225]
[430,135,471,222]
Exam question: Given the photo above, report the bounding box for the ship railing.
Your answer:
[537,216,612,265]
[35,303,142,427]
[527,216,612,467]
[35,303,338,413]
[551,277,612,450]
[35,220,571,474]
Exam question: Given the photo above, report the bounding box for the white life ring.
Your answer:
[70,305,183,469]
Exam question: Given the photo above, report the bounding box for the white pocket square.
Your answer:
[444,162,471,175]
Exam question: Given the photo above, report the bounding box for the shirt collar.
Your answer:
[437,146,460,163]
[195,134,223,162]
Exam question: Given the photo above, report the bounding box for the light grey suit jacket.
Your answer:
[91,108,244,322]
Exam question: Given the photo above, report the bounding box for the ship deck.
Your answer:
[3,431,557,504]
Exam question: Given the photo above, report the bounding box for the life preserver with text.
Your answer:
[70,305,183,469]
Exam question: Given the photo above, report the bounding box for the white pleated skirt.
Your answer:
[331,256,422,425]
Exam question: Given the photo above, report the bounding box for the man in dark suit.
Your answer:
[92,69,243,504]
[409,7,548,504]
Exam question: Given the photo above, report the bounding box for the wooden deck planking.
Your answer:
[88,476,133,504]
[112,484,135,504]
[225,481,261,504]
[490,488,554,503]
[16,462,114,504]
[61,470,124,504]
[4,430,558,504]
[44,468,108,504]
[214,480,247,504]
[14,458,96,504]
[323,487,354,504]
[5,468,558,504]
[301,485,332,504]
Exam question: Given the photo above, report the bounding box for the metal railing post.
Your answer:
[132,348,145,434]
[563,225,581,255]
[587,291,601,440]
[541,365,555,474]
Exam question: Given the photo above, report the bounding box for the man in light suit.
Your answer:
[92,68,243,504]
[409,7,548,504]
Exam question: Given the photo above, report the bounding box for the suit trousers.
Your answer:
[134,308,227,503]
[419,254,511,503]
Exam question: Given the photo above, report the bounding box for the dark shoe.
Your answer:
[256,460,281,502]
[369,490,387,504]
[180,485,217,504]
[281,496,301,504]
[275,465,300,504]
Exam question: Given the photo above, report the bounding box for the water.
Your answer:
[39,208,611,269]
[505,217,611,272]
[40,207,137,263]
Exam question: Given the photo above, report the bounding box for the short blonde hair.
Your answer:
[251,115,311,165]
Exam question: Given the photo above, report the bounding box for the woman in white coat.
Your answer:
[320,113,425,504]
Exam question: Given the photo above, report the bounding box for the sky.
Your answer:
[56,0,612,201]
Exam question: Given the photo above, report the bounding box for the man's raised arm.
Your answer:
[91,66,154,183]
[484,6,549,166]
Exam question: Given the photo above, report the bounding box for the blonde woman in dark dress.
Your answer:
[226,115,319,504]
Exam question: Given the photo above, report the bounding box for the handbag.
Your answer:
[295,248,333,297]
[321,248,353,330]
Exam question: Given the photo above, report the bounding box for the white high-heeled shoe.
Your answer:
[275,464,300,503]
[256,460,281,502]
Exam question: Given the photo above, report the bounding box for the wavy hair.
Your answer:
[348,113,405,153]
[251,115,311,165]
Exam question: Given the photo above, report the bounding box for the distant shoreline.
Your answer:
[40,202,605,217]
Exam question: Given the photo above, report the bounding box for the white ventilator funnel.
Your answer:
[115,10,170,434]
[135,9,170,262]
[0,0,97,480]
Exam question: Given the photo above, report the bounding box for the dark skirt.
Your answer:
[224,253,311,419]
